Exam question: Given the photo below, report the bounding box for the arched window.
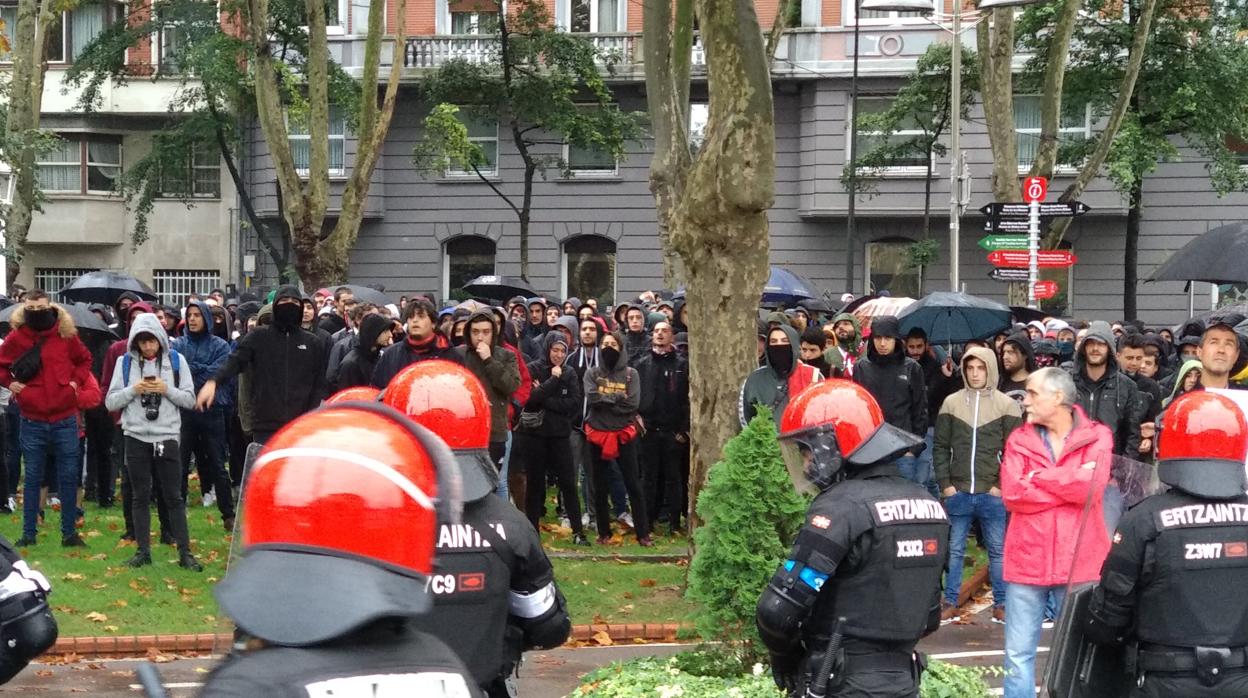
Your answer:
[562,235,616,303]
[444,236,496,301]
[866,237,922,298]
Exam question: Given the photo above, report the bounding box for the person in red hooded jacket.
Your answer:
[0,291,94,548]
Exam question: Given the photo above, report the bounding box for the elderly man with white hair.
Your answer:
[998,367,1115,698]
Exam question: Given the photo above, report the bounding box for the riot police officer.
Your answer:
[384,360,572,697]
[202,402,480,697]
[0,537,56,684]
[1083,390,1248,696]
[756,379,949,698]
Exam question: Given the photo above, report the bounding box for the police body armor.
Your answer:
[0,536,56,684]
[805,474,949,646]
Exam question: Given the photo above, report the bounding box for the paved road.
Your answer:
[1,606,1049,696]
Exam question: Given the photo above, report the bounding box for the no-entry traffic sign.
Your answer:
[987,249,1077,268]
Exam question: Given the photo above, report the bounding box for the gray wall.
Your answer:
[243,78,1240,325]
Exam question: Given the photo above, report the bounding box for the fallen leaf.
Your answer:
[34,669,53,677]
[195,667,210,674]
[62,573,85,582]
[83,530,102,538]
[111,600,128,608]
[145,647,175,664]
[591,630,613,646]
[613,558,634,565]
[89,583,108,590]
[639,578,657,588]
[102,626,119,633]
[84,611,108,623]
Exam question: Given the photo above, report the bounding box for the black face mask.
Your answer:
[25,308,57,332]
[452,333,466,347]
[600,347,620,368]
[767,344,794,375]
[273,303,301,331]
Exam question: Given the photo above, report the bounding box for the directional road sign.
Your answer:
[979,201,1092,218]
[983,219,1034,233]
[989,267,1030,282]
[1033,280,1058,300]
[978,234,1029,251]
[987,250,1077,268]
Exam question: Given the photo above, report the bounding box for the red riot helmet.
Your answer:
[1158,391,1248,499]
[214,402,463,646]
[382,359,499,501]
[779,379,923,491]
[324,386,381,404]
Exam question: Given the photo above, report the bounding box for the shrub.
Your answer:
[686,408,807,661]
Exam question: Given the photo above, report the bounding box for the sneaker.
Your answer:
[223,517,235,532]
[559,517,571,530]
[992,605,1006,625]
[61,534,87,548]
[940,601,961,625]
[125,550,152,568]
[617,512,635,530]
[1042,618,1056,629]
[13,536,35,547]
[178,552,203,572]
[48,497,60,510]
[596,536,612,545]
[203,492,216,508]
[572,533,591,547]
[7,497,15,511]
[637,536,654,547]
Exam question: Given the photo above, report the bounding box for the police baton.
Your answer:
[135,662,169,698]
[805,617,846,698]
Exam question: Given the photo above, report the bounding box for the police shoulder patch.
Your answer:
[1112,531,1123,544]
[811,515,831,529]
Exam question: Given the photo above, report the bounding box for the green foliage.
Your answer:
[907,238,941,270]
[686,408,806,661]
[1019,0,1248,196]
[571,654,784,698]
[844,42,980,193]
[919,660,999,698]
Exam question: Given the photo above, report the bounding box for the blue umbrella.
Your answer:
[761,267,820,306]
[898,292,1012,344]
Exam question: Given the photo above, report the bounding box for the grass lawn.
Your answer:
[1,496,697,637]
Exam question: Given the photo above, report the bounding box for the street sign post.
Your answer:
[1023,177,1047,309]
[987,249,1077,268]
[978,234,1029,250]
[1033,280,1058,300]
[989,267,1030,282]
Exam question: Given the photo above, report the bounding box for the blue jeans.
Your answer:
[5,410,21,496]
[20,416,81,539]
[496,431,512,502]
[916,427,939,497]
[1004,583,1067,698]
[943,492,1007,606]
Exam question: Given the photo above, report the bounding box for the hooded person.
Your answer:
[932,347,1022,623]
[522,298,548,343]
[739,324,824,427]
[104,313,201,570]
[1163,358,1203,409]
[671,299,688,333]
[622,304,650,365]
[825,311,864,377]
[998,331,1037,404]
[336,314,393,390]
[453,310,522,501]
[563,297,582,317]
[196,285,329,445]
[111,291,143,337]
[1072,320,1144,456]
[551,315,580,350]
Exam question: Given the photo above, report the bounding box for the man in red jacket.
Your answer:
[1000,366,1114,698]
[0,291,94,548]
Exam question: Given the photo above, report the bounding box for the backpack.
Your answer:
[122,350,181,389]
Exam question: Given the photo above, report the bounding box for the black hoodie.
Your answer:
[1071,321,1143,456]
[584,335,640,432]
[852,317,928,439]
[523,333,582,438]
[999,331,1037,399]
[336,314,391,391]
[636,344,690,433]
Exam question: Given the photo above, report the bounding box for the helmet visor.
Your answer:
[779,428,844,494]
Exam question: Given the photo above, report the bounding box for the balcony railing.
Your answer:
[403,32,706,69]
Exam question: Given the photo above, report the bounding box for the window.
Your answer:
[445,110,498,177]
[562,235,615,303]
[568,0,618,32]
[1039,241,1073,317]
[70,0,123,61]
[1014,96,1091,171]
[852,97,930,172]
[1229,135,1248,169]
[848,1,927,24]
[35,267,100,301]
[443,236,496,300]
[160,141,221,198]
[288,109,346,177]
[450,11,498,34]
[562,106,619,176]
[36,134,123,194]
[153,269,221,307]
[866,238,922,298]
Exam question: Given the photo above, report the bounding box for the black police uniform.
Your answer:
[1085,490,1248,697]
[200,621,481,697]
[0,536,56,685]
[412,493,572,697]
[758,464,949,698]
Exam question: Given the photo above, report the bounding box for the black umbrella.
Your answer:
[898,292,1013,344]
[341,284,391,307]
[1148,222,1248,285]
[59,271,158,305]
[461,275,537,301]
[1174,304,1248,337]
[0,302,117,341]
[1010,306,1049,325]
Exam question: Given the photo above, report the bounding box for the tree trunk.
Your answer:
[520,161,535,281]
[672,0,775,528]
[1123,177,1142,320]
[1042,0,1158,249]
[918,150,933,296]
[1027,0,1080,179]
[644,0,693,288]
[977,10,1020,202]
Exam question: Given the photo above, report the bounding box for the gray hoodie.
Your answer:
[105,313,196,444]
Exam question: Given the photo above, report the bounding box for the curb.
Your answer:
[957,565,991,608]
[42,623,694,659]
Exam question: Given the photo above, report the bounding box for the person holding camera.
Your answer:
[105,313,201,571]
